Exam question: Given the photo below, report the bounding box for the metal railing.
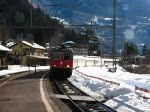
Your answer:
[73,57,103,67]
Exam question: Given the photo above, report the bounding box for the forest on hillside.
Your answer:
[0,0,77,46]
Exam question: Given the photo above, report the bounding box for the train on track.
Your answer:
[49,45,73,80]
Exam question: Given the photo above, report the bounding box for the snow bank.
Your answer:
[69,56,150,112]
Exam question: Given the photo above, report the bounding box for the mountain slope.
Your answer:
[32,0,150,48]
[0,0,68,45]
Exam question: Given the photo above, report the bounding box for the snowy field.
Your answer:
[69,56,150,112]
[0,65,50,77]
[0,56,150,112]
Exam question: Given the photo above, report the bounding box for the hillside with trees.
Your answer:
[0,0,76,46]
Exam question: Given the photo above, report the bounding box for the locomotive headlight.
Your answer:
[67,65,70,68]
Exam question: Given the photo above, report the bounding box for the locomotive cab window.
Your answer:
[64,52,72,60]
[52,52,61,60]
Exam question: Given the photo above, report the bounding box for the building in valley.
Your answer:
[0,44,12,70]
[9,41,49,66]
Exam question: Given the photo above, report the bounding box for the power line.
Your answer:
[11,26,64,29]
[71,24,113,28]
[11,24,113,29]
[32,2,126,8]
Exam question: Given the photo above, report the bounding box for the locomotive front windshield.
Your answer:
[52,52,61,60]
[64,52,73,60]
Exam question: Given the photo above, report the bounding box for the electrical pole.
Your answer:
[30,0,32,27]
[113,0,116,72]
[100,38,103,69]
[20,44,23,67]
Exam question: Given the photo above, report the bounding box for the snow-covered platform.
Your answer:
[55,94,105,102]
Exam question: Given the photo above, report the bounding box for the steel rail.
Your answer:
[54,80,84,112]
[66,79,117,112]
[53,79,117,112]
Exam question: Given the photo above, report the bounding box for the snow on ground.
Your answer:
[69,55,150,112]
[0,65,50,77]
[1,56,150,112]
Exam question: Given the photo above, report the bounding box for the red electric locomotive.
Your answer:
[49,46,73,80]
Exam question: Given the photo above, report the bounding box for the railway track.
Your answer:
[50,78,116,112]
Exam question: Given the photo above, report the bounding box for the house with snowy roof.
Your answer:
[0,44,12,70]
[9,41,49,66]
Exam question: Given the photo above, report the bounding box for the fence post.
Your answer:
[85,60,87,67]
[94,59,96,66]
